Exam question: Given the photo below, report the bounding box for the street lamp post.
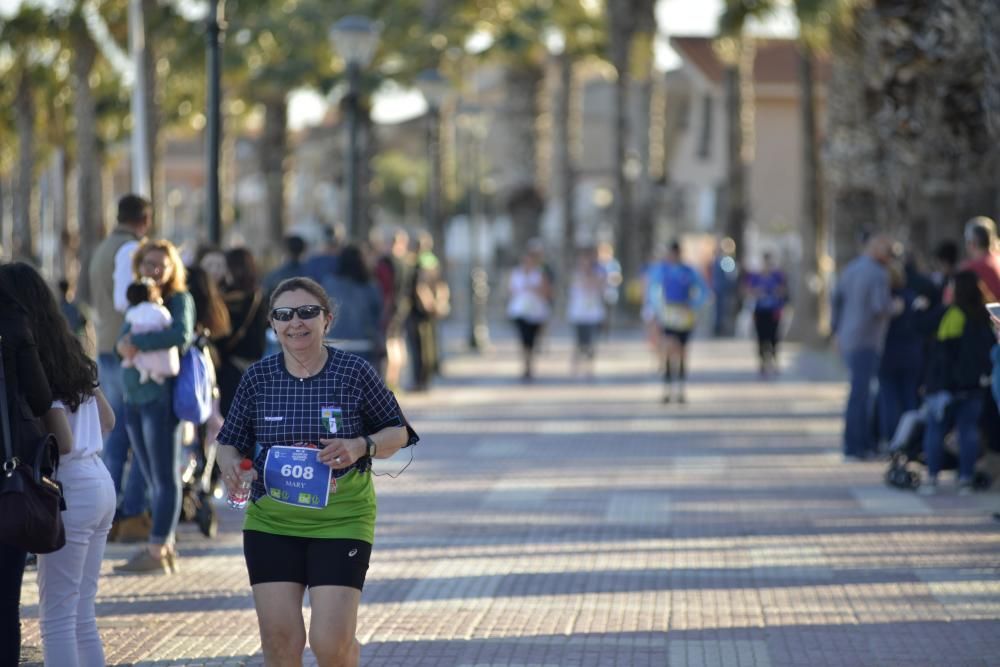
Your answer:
[416,69,449,256]
[205,0,225,245]
[458,109,490,352]
[329,15,380,241]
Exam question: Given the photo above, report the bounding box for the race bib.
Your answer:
[660,304,695,331]
[262,445,333,509]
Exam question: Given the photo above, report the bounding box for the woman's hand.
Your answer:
[217,444,255,493]
[317,437,365,469]
[116,334,138,360]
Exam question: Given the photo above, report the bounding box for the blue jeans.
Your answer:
[0,542,27,665]
[98,353,148,517]
[843,348,880,457]
[922,393,983,480]
[124,390,182,545]
[878,364,921,443]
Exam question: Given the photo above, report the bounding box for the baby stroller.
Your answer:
[885,405,994,491]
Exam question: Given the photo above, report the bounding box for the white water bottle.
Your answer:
[226,459,254,509]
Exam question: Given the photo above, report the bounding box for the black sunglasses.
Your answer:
[270,305,328,322]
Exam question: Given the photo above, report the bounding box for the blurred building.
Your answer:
[663,36,830,260]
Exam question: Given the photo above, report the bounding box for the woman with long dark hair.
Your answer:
[217,247,268,417]
[0,262,116,665]
[921,270,994,495]
[0,265,56,664]
[180,265,230,537]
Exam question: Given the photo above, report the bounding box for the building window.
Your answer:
[697,94,713,160]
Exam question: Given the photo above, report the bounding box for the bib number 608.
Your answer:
[280,464,315,480]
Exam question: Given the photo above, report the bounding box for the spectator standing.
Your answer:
[959,216,1000,302]
[832,233,899,461]
[1,263,116,667]
[0,270,55,665]
[711,237,740,337]
[183,264,231,538]
[114,240,195,574]
[86,194,151,543]
[920,270,994,494]
[196,245,229,289]
[218,248,268,417]
[373,229,413,389]
[407,234,449,391]
[744,252,788,377]
[262,235,308,301]
[877,259,925,447]
[930,240,960,299]
[302,223,345,286]
[58,278,88,338]
[322,245,384,367]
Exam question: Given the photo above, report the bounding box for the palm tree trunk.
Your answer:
[722,40,753,267]
[789,44,827,344]
[608,0,634,286]
[260,95,288,254]
[13,68,35,262]
[73,25,102,304]
[552,52,576,283]
[635,74,655,272]
[142,0,161,224]
[359,105,376,243]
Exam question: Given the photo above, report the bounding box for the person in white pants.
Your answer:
[0,260,119,667]
[38,390,116,667]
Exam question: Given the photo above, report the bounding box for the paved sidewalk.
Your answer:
[19,332,1000,666]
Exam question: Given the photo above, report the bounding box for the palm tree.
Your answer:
[0,7,57,262]
[606,0,635,281]
[717,2,758,269]
[825,1,996,263]
[69,8,103,292]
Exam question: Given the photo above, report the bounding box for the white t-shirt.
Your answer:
[567,269,606,325]
[507,267,551,323]
[51,396,103,462]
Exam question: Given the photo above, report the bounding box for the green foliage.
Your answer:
[719,0,862,51]
[372,149,428,216]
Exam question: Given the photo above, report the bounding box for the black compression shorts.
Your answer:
[243,530,372,590]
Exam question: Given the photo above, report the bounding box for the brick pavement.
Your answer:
[18,331,1000,666]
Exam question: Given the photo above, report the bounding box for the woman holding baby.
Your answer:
[114,239,194,574]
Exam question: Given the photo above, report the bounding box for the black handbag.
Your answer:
[0,335,66,554]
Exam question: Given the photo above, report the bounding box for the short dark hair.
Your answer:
[126,280,157,307]
[117,194,150,224]
[933,240,959,267]
[285,235,306,259]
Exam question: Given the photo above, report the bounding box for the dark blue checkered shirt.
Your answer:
[217,346,418,503]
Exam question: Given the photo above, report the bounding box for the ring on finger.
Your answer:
[335,456,342,463]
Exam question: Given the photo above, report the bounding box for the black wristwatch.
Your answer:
[363,435,376,458]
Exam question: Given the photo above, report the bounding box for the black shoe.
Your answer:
[195,492,218,539]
